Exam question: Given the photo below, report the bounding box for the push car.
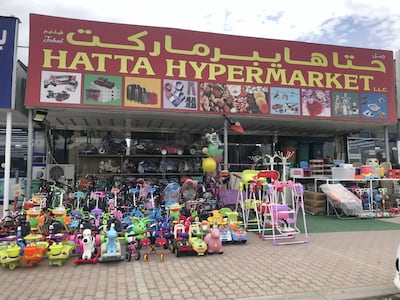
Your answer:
[158,145,185,155]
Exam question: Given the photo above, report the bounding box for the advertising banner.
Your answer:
[0,16,18,109]
[25,14,396,123]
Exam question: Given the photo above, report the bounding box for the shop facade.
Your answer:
[2,14,397,200]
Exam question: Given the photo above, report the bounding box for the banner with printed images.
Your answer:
[25,14,396,124]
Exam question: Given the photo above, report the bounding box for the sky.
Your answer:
[2,0,400,66]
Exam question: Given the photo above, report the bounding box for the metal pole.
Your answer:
[223,118,228,170]
[384,126,390,162]
[3,111,12,215]
[26,109,33,199]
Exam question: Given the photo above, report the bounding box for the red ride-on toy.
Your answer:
[74,228,101,264]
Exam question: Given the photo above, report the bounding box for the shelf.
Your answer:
[78,154,204,159]
[76,152,206,178]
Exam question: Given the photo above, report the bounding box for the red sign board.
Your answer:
[25,14,396,123]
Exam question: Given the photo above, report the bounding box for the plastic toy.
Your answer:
[204,227,223,254]
[98,223,124,263]
[0,235,22,270]
[48,232,76,266]
[188,224,207,256]
[74,228,100,264]
[170,223,192,257]
[124,228,140,262]
[230,225,248,243]
[218,224,233,243]
[152,229,169,262]
[158,145,184,155]
[21,234,49,267]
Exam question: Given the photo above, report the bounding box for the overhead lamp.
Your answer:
[32,110,48,122]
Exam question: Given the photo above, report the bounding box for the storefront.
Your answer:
[20,14,397,194]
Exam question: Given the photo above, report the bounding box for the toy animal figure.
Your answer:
[81,229,95,260]
[204,227,223,254]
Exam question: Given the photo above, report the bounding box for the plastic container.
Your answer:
[331,167,355,179]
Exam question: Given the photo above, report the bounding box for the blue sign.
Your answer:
[0,17,18,109]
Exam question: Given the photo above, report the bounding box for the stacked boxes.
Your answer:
[304,191,327,215]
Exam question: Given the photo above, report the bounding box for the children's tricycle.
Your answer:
[21,234,49,267]
[98,223,124,263]
[0,235,22,270]
[48,233,76,266]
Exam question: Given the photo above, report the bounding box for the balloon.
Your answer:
[202,157,217,173]
[208,144,223,156]
[213,155,223,164]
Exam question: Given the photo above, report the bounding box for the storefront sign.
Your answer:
[0,16,18,109]
[25,14,396,122]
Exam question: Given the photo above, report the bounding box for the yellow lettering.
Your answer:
[307,72,324,88]
[42,49,68,69]
[227,65,244,82]
[245,66,264,84]
[325,73,343,89]
[359,75,373,91]
[69,52,94,71]
[343,74,359,90]
[208,63,226,81]
[189,62,208,79]
[114,55,134,73]
[287,70,307,86]
[130,57,155,75]
[265,68,287,85]
[92,53,113,72]
[165,59,187,77]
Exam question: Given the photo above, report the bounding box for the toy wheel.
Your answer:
[8,263,16,270]
[126,251,131,262]
[241,240,247,244]
[160,253,164,262]
[135,251,140,261]
[49,260,53,266]
[143,253,149,262]
[57,260,63,267]
[26,261,32,267]
[163,241,169,250]
[175,248,180,257]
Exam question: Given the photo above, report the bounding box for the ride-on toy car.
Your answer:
[98,223,124,263]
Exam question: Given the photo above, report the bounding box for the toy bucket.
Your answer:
[6,246,20,257]
[49,244,63,256]
[24,246,37,257]
[37,241,49,255]
[29,218,39,229]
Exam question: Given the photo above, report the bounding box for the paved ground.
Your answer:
[1,216,400,300]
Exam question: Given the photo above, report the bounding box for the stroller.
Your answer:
[180,179,198,217]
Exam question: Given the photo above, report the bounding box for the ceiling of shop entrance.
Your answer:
[30,108,397,138]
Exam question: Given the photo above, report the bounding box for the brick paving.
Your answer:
[0,218,400,300]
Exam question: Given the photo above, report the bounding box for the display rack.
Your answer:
[314,178,400,214]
